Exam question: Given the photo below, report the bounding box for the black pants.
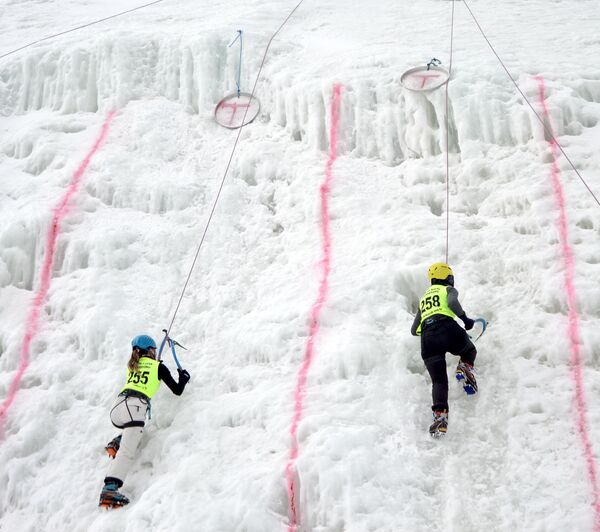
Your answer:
[421,318,476,412]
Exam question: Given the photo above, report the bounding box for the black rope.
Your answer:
[461,0,600,208]
[0,0,167,60]
[445,0,456,265]
[165,0,307,337]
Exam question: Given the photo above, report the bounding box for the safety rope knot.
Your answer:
[427,57,442,71]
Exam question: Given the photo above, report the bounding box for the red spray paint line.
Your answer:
[0,111,115,426]
[285,84,343,532]
[535,76,600,530]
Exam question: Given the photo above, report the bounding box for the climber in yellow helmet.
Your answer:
[411,263,477,438]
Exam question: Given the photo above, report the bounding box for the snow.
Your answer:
[1,0,600,531]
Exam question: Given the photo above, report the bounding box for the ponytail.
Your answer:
[127,348,141,372]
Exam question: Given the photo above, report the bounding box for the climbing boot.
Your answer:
[105,435,122,459]
[99,481,129,509]
[456,361,478,395]
[429,409,449,438]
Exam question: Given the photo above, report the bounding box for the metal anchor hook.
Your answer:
[427,57,442,71]
[228,29,242,48]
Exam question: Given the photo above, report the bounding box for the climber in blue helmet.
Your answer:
[98,334,191,509]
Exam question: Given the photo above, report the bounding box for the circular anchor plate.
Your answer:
[214,92,261,129]
[400,65,450,92]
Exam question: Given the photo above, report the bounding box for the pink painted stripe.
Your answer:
[285,84,343,531]
[535,76,600,530]
[0,111,115,426]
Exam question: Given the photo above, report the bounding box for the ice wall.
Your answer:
[2,34,599,300]
[3,33,600,168]
[0,33,235,115]
[2,13,600,530]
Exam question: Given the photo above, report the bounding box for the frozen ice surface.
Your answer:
[1,0,600,531]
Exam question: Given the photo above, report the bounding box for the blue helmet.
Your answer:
[131,335,157,351]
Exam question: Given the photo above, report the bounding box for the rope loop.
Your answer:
[228,29,243,97]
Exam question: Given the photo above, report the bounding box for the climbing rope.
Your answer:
[461,0,600,208]
[164,0,306,338]
[228,30,244,97]
[444,0,456,264]
[0,0,306,346]
[0,0,168,60]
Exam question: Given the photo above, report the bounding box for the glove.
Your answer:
[178,368,191,384]
[461,315,475,331]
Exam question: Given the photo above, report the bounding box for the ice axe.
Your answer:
[469,318,488,342]
[158,329,187,369]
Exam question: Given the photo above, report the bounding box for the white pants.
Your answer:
[105,395,148,485]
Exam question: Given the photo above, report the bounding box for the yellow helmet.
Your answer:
[428,262,454,282]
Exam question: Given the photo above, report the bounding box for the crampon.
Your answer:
[99,482,129,509]
[104,435,122,459]
[456,361,478,395]
[429,409,448,439]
